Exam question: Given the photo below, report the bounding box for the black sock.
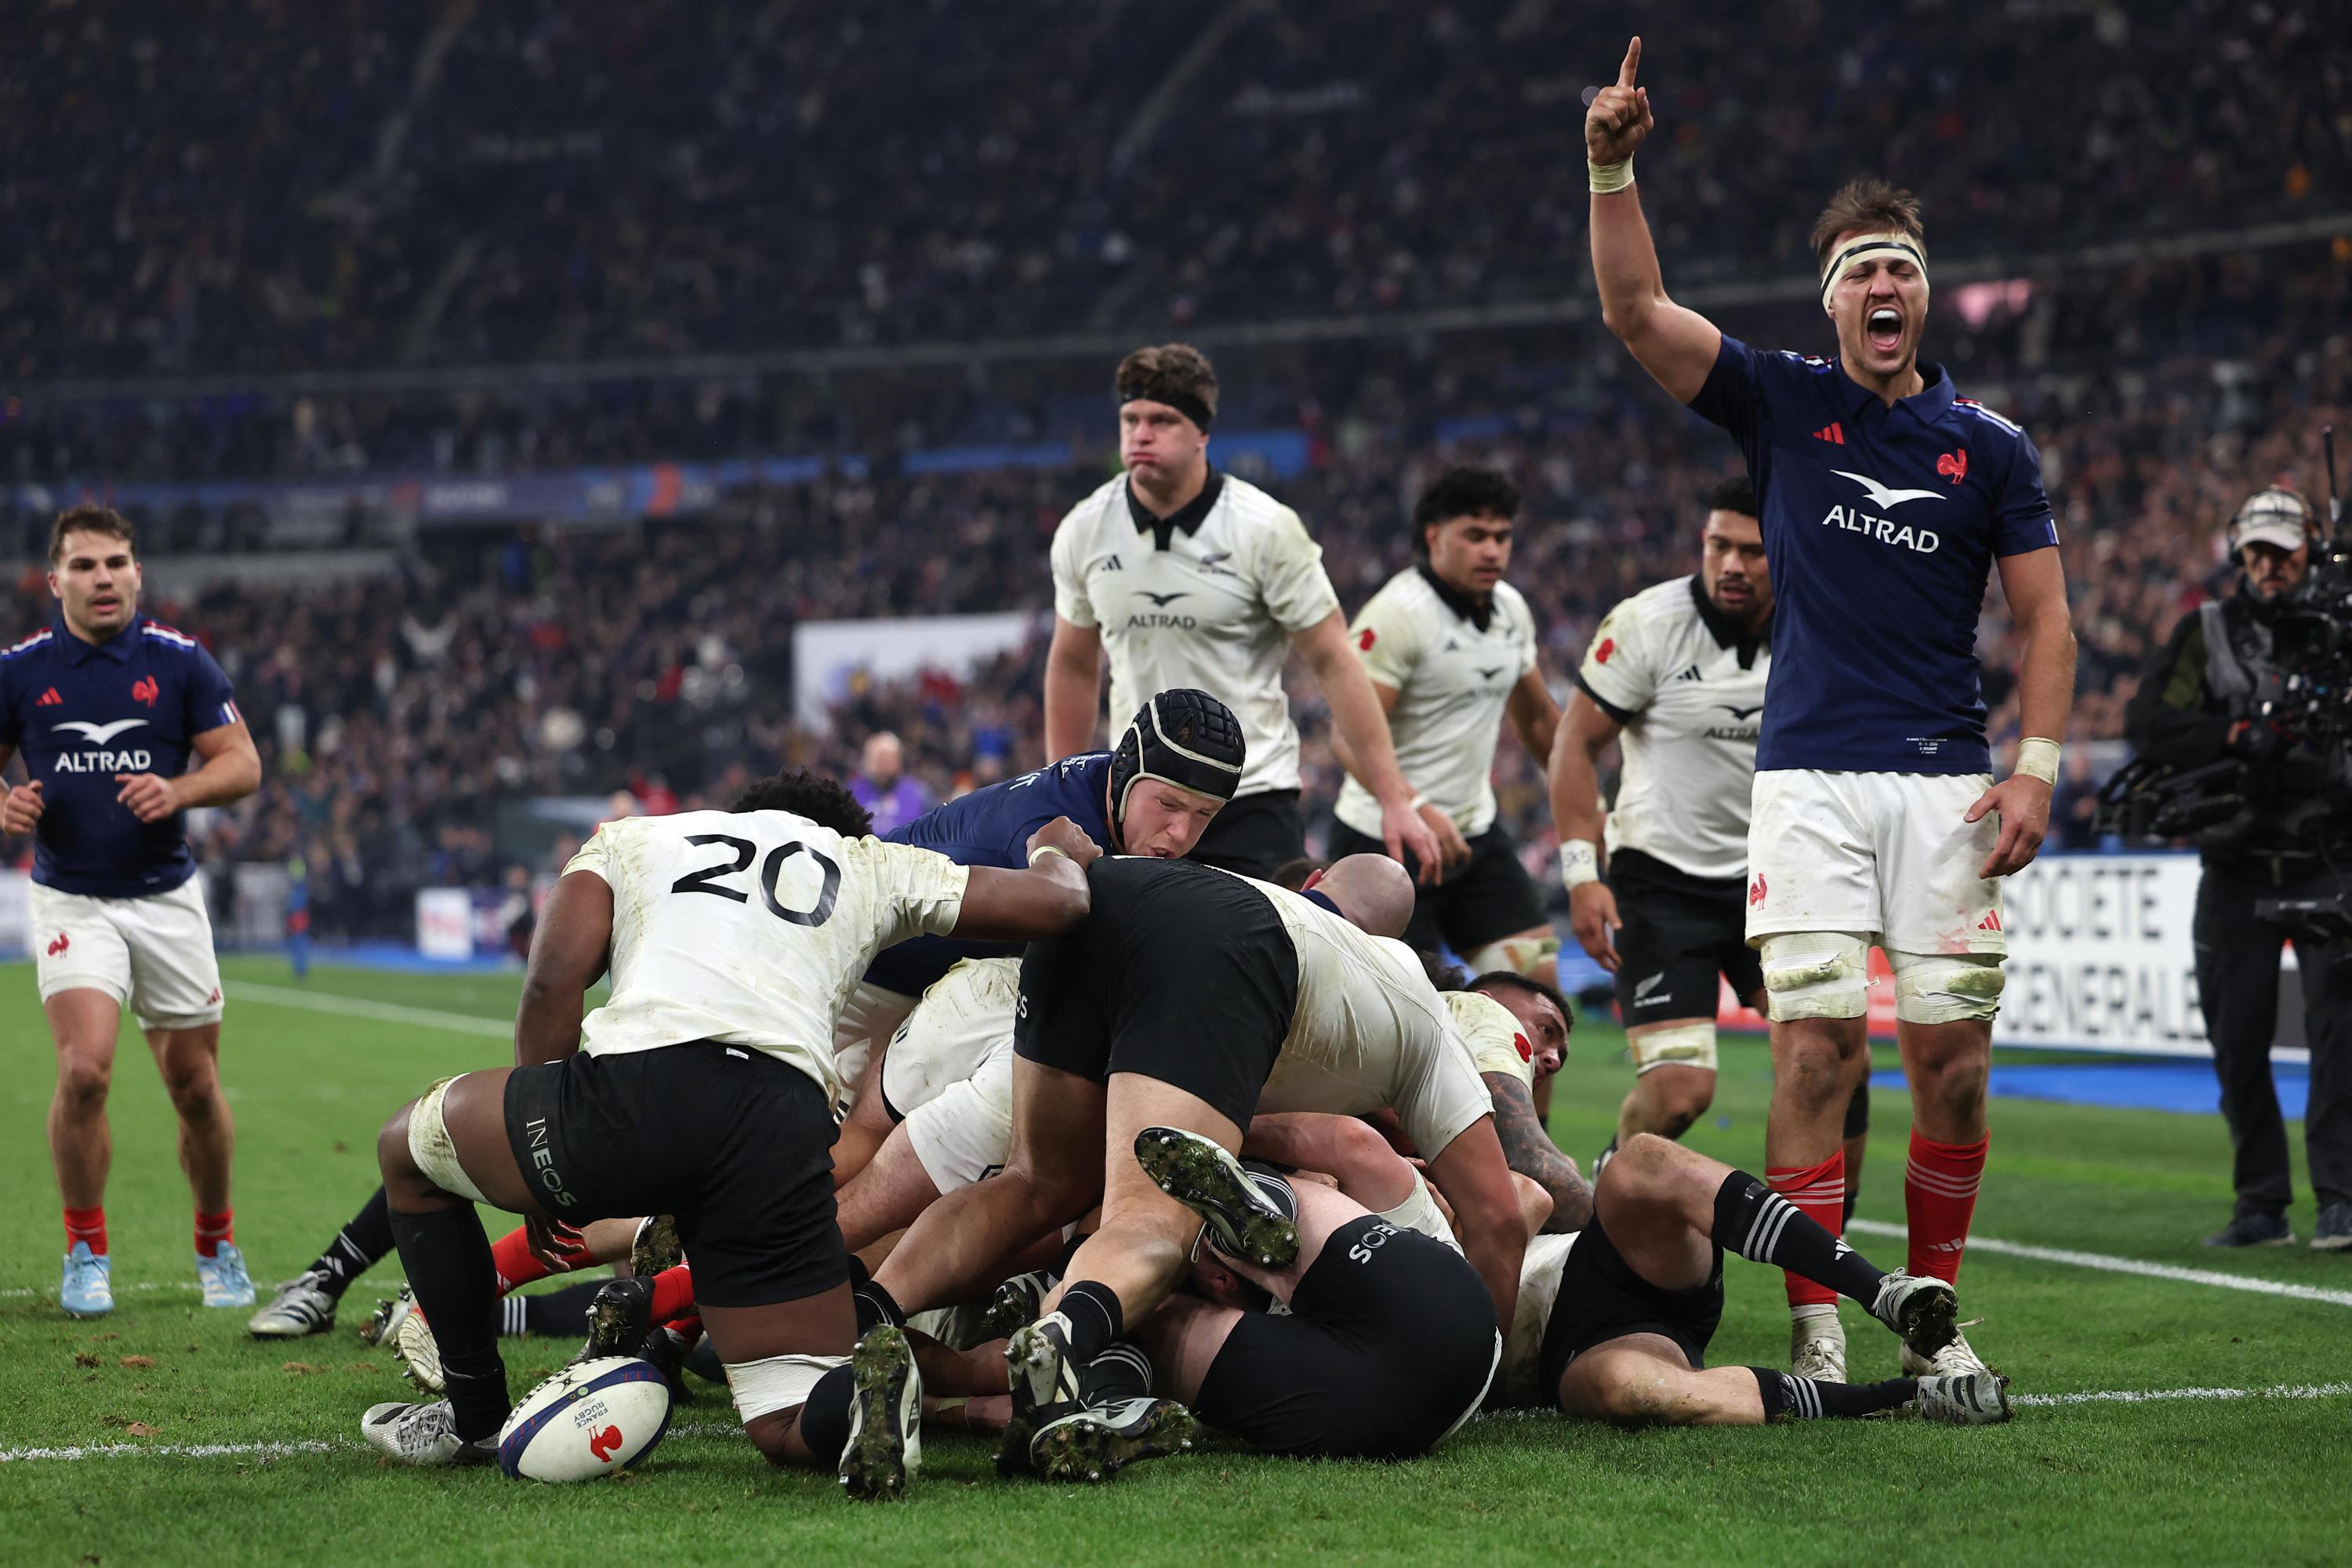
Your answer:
[310,1186,394,1298]
[387,1206,506,1442]
[1750,1368,1918,1420]
[1081,1341,1152,1407]
[798,1363,856,1463]
[1240,1162,1298,1221]
[855,1277,905,1334]
[505,1279,608,1338]
[1058,1280,1123,1363]
[1712,1171,1886,1305]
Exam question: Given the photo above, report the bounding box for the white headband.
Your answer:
[1819,232,1929,303]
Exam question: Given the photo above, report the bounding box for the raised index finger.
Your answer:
[1618,36,1642,89]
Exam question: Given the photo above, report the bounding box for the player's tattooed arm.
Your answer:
[514,869,613,1065]
[1483,1071,1591,1232]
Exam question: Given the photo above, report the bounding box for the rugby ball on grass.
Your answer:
[498,1356,673,1482]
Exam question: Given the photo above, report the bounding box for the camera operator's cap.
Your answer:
[2231,486,2315,554]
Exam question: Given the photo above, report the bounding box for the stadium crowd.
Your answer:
[2,0,2340,383]
[4,247,2343,935]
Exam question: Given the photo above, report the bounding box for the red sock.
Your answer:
[489,1226,556,1295]
[1766,1152,1846,1309]
[194,1209,234,1258]
[648,1263,696,1324]
[1905,1129,1987,1284]
[662,1313,702,1350]
[64,1206,107,1256]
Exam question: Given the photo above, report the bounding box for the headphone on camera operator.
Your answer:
[2212,485,2323,763]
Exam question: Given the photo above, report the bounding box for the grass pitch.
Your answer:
[2,956,2347,1566]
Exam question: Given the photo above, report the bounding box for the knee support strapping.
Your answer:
[1759,933,1871,1022]
[1886,949,2005,1024]
[1630,1021,1718,1074]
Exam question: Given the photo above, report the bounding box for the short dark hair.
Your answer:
[1412,467,1520,557]
[1114,343,1219,425]
[50,503,136,566]
[1703,475,1759,520]
[1269,856,1326,893]
[1809,179,1925,270]
[1469,969,1573,1033]
[728,769,875,838]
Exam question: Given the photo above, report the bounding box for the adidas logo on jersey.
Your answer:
[1812,423,1846,445]
[1674,664,1702,682]
[34,686,62,706]
[1976,910,2002,933]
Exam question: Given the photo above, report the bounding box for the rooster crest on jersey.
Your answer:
[1108,689,1247,826]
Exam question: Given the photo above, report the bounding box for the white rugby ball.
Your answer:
[498,1356,674,1482]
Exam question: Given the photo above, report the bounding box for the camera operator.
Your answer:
[2123,486,2350,1253]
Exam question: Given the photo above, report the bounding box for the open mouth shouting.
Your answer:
[1867,307,1904,358]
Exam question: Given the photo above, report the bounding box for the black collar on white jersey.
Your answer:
[1687,575,1769,670]
[1127,468,1225,551]
[1414,562,1496,633]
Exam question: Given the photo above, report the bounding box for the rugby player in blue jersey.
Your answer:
[1585,38,2076,1382]
[1,505,262,1319]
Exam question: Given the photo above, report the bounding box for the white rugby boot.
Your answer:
[1790,1308,1848,1383]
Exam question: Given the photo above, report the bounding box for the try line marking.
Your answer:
[1845,1218,2352,1309]
[225,981,511,1039]
[9,1392,2352,1462]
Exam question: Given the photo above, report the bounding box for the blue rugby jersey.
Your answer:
[0,615,240,896]
[863,751,1116,995]
[1689,336,2058,775]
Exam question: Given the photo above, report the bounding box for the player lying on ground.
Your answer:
[848,854,1526,1479]
[358,769,1097,1499]
[250,690,1244,1339]
[1587,36,2074,1381]
[1494,1131,2009,1425]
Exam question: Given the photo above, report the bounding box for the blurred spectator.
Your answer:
[850,731,931,836]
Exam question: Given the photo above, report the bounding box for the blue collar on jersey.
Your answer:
[1833,358,1958,423]
[1301,887,1344,918]
[53,613,140,665]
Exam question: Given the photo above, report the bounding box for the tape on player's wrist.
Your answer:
[1028,844,1071,867]
[2014,737,2062,786]
[1560,839,1601,889]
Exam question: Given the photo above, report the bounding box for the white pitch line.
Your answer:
[10,1386,2352,1461]
[2013,1381,2352,1407]
[1845,1218,2352,1308]
[226,981,511,1039]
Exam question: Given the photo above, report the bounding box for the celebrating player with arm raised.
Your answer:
[1044,344,1441,880]
[1587,38,2075,1381]
[1,505,263,1319]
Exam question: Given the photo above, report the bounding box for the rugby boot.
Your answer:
[198,1243,256,1308]
[1868,1271,1960,1363]
[1911,1370,2013,1425]
[1029,1397,1197,1483]
[360,1284,415,1348]
[630,1214,685,1276]
[1901,1326,1992,1379]
[577,1276,656,1363]
[394,1301,447,1393]
[1134,1125,1299,1269]
[248,1268,339,1338]
[996,1313,1084,1476]
[981,1269,1052,1341]
[60,1243,113,1319]
[1790,1311,1847,1383]
[361,1400,498,1467]
[839,1326,922,1501]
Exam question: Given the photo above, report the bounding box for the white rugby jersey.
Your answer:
[1576,575,1771,881]
[564,809,969,1108]
[1050,470,1341,797]
[1250,880,1494,1160]
[1445,988,1535,1094]
[1335,568,1539,840]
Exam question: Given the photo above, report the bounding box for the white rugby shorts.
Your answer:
[1744,769,2005,956]
[905,1036,1014,1192]
[879,957,1019,1120]
[31,877,224,1029]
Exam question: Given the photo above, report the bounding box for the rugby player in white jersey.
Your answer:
[1587,38,2075,1381]
[355,768,1100,1500]
[1328,466,1566,1041]
[1044,343,1442,880]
